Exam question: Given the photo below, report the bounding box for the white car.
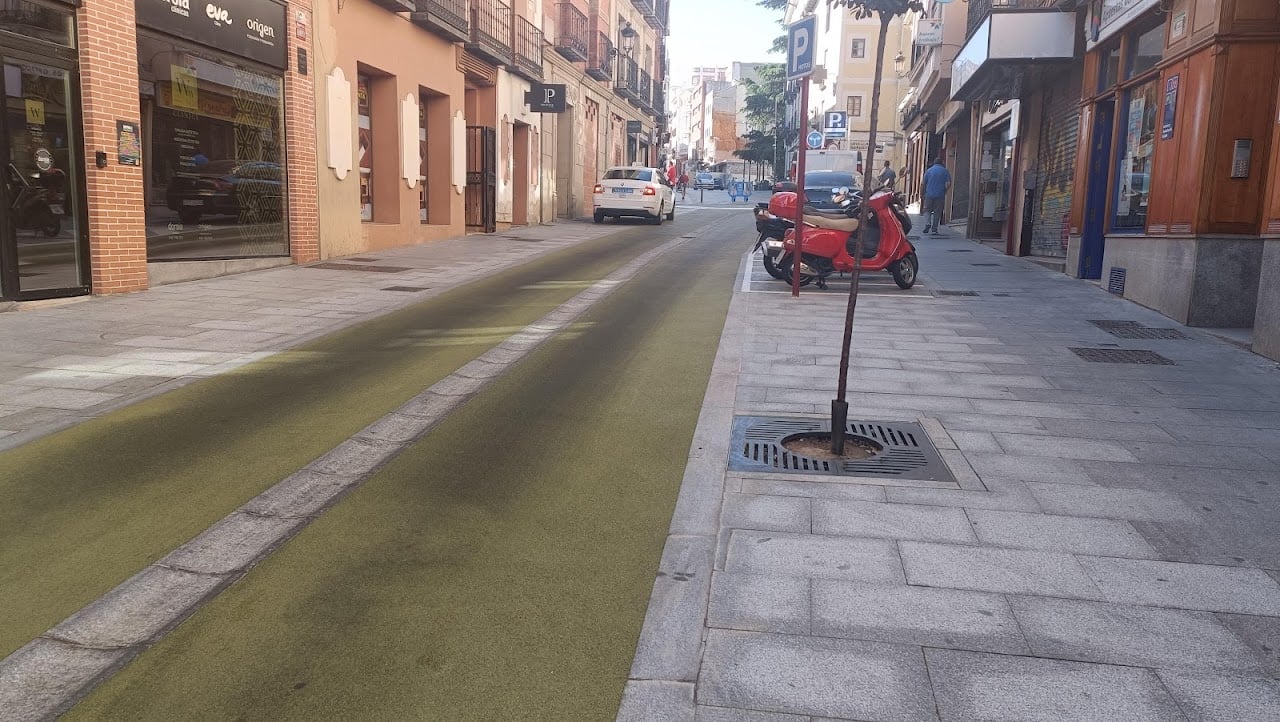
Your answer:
[593,166,675,224]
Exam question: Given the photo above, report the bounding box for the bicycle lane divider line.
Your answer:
[0,225,714,722]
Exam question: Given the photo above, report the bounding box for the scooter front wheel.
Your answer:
[891,252,918,289]
[777,253,815,287]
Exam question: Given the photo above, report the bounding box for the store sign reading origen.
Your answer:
[136,0,287,69]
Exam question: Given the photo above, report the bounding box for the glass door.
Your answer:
[0,56,86,298]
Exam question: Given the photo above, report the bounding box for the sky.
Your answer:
[666,0,785,86]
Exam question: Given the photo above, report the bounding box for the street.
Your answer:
[2,206,1280,720]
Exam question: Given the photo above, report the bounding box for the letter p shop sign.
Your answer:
[525,83,567,113]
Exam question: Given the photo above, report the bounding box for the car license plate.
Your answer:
[48,204,63,215]
[613,187,633,194]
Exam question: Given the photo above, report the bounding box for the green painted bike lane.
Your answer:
[0,221,704,661]
[66,220,745,719]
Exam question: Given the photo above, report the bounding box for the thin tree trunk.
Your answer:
[831,12,892,454]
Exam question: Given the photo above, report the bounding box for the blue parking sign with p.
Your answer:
[787,16,817,80]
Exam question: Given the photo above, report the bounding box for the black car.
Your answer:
[800,171,860,211]
[166,160,284,224]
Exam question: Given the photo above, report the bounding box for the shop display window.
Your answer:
[1113,78,1158,231]
[137,32,288,260]
[358,73,372,222]
[419,92,428,223]
[0,0,74,49]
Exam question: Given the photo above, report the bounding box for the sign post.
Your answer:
[787,15,817,297]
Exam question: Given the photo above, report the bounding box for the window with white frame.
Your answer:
[851,39,866,58]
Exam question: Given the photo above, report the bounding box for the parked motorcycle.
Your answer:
[771,185,919,290]
[7,164,62,238]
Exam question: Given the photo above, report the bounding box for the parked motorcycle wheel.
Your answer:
[759,234,786,280]
[891,252,919,289]
[776,253,815,288]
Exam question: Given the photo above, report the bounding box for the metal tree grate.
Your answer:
[935,290,979,297]
[729,416,955,482]
[1069,348,1176,365]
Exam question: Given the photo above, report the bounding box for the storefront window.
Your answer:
[419,93,428,223]
[1113,78,1158,231]
[358,74,372,222]
[1126,17,1164,79]
[137,33,287,260]
[0,0,74,49]
[1098,42,1121,93]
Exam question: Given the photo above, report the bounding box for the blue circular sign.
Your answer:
[806,130,824,149]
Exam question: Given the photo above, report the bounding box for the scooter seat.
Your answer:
[803,214,861,233]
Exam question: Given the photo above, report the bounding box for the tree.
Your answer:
[737,63,788,179]
[758,0,789,54]
[824,0,924,454]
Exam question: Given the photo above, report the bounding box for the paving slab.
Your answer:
[1077,556,1280,615]
[926,648,1187,721]
[616,681,695,722]
[695,705,810,722]
[698,629,937,721]
[707,572,810,635]
[1156,672,1280,722]
[964,452,1094,485]
[1214,613,1280,676]
[737,478,887,502]
[1027,483,1202,521]
[720,493,812,534]
[811,499,977,544]
[811,581,1028,654]
[900,541,1103,599]
[966,508,1159,558]
[723,530,905,583]
[1008,596,1262,673]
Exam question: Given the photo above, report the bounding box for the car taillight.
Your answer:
[643,185,657,196]
[593,184,604,194]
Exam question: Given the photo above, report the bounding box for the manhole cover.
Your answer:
[935,290,979,297]
[1069,348,1176,365]
[382,286,430,292]
[308,263,409,273]
[1088,321,1187,340]
[728,416,956,482]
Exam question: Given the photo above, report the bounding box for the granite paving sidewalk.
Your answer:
[621,222,1280,721]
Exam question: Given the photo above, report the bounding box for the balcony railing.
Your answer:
[586,31,613,81]
[615,56,639,100]
[651,86,665,120]
[511,16,543,81]
[411,0,470,43]
[468,0,513,67]
[553,3,589,62]
[637,69,653,110]
[371,0,415,12]
[654,0,669,34]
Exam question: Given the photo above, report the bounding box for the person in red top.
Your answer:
[666,162,677,186]
[678,171,689,200]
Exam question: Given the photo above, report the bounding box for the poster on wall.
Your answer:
[1127,95,1144,156]
[117,120,140,165]
[357,74,372,222]
[1161,74,1178,140]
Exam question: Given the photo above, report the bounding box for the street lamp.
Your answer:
[609,21,638,58]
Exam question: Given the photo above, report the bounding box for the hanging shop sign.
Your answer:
[524,83,567,113]
[136,0,288,69]
[1086,0,1159,50]
[915,19,943,46]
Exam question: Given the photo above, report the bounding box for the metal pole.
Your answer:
[792,77,810,297]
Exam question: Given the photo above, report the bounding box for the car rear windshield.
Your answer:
[805,171,857,188]
[604,169,654,182]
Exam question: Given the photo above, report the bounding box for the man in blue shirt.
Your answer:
[922,157,952,234]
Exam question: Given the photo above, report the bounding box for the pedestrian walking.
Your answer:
[877,160,896,189]
[678,172,689,200]
[922,156,951,234]
[666,161,677,187]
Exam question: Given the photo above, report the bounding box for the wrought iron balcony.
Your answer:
[372,0,415,12]
[467,0,513,67]
[651,86,665,120]
[586,31,613,81]
[631,0,655,18]
[615,56,639,100]
[553,3,589,62]
[511,15,543,82]
[636,69,653,111]
[411,0,470,43]
[653,0,669,34]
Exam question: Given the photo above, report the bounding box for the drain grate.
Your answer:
[347,257,380,262]
[1089,320,1188,340]
[1069,348,1176,365]
[308,263,409,273]
[935,290,979,297]
[382,286,430,292]
[946,249,973,253]
[728,416,955,482]
[992,292,1011,297]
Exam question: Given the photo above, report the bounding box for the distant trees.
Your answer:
[734,63,788,180]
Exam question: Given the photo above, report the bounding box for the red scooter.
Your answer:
[771,185,918,290]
